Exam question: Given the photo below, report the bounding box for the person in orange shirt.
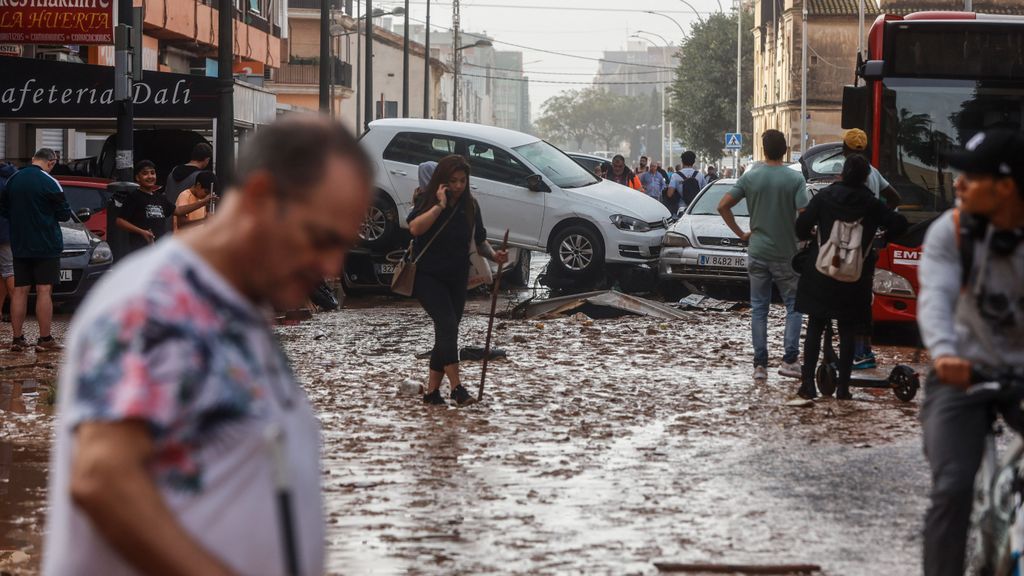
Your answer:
[607,154,643,191]
[174,171,217,232]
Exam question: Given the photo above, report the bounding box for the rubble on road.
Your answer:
[676,294,750,312]
[509,290,696,321]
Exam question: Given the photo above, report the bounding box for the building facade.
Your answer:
[751,0,1024,160]
[492,51,531,133]
[2,0,284,162]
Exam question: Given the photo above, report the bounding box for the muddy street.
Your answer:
[0,294,930,575]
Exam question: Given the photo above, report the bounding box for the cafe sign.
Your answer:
[0,0,113,45]
[0,56,220,118]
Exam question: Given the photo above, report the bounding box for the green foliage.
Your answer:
[666,10,754,160]
[535,87,647,153]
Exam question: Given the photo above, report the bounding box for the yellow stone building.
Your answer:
[751,0,1024,160]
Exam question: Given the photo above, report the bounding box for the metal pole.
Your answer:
[453,0,461,122]
[799,1,808,154]
[114,0,134,183]
[364,0,373,130]
[735,0,741,173]
[857,0,865,59]
[423,0,431,117]
[356,2,362,133]
[402,0,409,117]
[319,0,330,112]
[965,0,972,12]
[218,0,234,187]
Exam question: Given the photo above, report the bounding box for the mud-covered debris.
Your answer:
[516,290,695,321]
[677,294,750,312]
[654,561,822,574]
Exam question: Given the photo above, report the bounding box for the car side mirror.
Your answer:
[75,208,92,223]
[526,174,550,193]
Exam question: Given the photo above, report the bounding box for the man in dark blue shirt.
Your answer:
[0,161,17,322]
[0,148,71,352]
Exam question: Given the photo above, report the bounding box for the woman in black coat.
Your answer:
[793,154,908,400]
[407,155,508,406]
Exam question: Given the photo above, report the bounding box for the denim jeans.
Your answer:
[747,255,802,367]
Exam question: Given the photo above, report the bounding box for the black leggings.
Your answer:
[802,315,855,388]
[414,269,468,372]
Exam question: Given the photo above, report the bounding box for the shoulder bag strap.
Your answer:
[411,196,463,265]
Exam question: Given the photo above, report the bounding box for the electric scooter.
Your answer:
[814,321,921,402]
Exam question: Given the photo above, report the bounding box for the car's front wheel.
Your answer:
[359,194,398,249]
[550,224,604,277]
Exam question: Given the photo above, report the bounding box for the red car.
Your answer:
[56,176,112,239]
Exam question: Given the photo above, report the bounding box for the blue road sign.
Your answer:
[725,132,743,150]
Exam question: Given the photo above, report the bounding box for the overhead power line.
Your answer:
[402,14,677,70]
[460,72,672,85]
[463,61,670,76]
[399,1,715,15]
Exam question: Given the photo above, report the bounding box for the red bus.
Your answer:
[842,11,1024,324]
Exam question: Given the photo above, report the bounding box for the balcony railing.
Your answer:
[270,59,352,87]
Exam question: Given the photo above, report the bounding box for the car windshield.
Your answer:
[513,140,600,189]
[63,185,110,213]
[689,182,748,217]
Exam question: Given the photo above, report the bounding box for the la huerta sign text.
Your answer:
[0,0,113,44]
[0,56,219,118]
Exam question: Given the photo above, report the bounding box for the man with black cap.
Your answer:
[919,128,1024,576]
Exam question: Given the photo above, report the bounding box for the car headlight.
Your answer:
[90,242,113,265]
[662,232,692,248]
[873,269,915,299]
[610,214,651,232]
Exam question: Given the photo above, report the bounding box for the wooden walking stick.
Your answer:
[479,229,510,402]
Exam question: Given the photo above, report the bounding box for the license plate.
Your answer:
[375,263,396,275]
[698,254,746,268]
[59,269,72,282]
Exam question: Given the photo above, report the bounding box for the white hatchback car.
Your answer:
[360,119,672,277]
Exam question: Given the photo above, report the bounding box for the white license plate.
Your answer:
[698,254,746,268]
[375,263,396,275]
[59,269,72,282]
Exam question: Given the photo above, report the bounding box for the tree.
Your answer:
[535,88,647,154]
[666,9,754,161]
[535,90,591,151]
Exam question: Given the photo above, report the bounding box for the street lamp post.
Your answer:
[735,0,742,174]
[643,11,687,40]
[320,0,331,112]
[423,0,431,117]
[632,32,673,168]
[799,0,808,155]
[351,6,403,132]
[402,0,409,117]
[364,0,373,131]
[452,39,492,123]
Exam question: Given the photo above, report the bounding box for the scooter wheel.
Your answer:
[890,365,920,402]
[816,363,837,397]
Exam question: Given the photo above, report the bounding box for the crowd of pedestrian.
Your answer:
[2,112,1020,576]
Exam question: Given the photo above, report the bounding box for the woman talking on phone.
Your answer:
[408,155,508,406]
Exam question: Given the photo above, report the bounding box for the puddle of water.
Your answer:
[0,440,49,572]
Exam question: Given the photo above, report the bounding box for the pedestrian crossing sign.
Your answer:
[725,133,743,150]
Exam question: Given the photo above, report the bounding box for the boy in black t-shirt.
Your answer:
[117,161,212,252]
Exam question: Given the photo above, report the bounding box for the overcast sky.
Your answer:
[375,0,729,120]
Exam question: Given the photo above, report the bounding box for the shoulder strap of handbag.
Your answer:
[412,196,463,265]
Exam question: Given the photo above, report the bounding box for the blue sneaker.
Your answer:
[852,353,877,371]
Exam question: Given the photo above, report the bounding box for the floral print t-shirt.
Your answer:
[44,239,325,576]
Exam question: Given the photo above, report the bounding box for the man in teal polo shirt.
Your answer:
[717,130,809,383]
